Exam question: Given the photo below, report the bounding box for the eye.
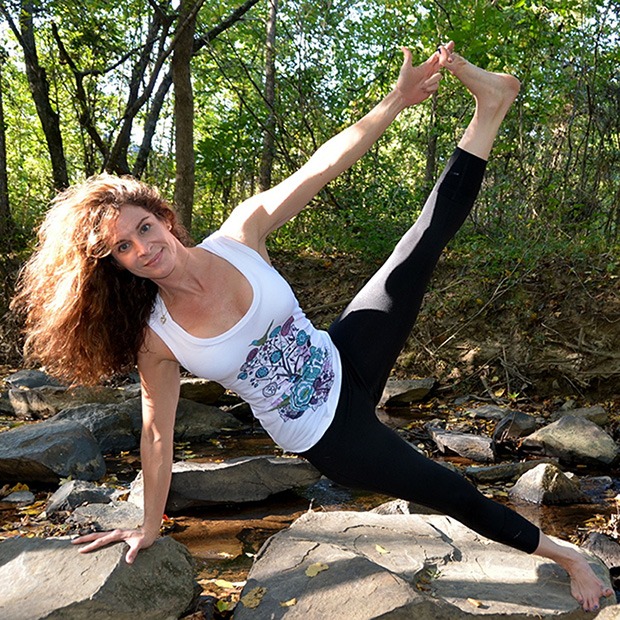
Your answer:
[117,241,130,253]
[140,222,151,234]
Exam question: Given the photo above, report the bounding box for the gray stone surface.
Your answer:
[68,501,144,531]
[583,533,620,571]
[53,399,143,453]
[129,456,321,512]
[174,398,245,441]
[235,510,613,620]
[3,490,35,504]
[52,397,244,454]
[379,378,436,407]
[429,427,495,463]
[509,463,589,505]
[550,405,608,426]
[46,480,114,515]
[8,385,128,418]
[465,459,557,484]
[6,369,63,388]
[0,419,105,483]
[493,410,539,443]
[0,535,198,620]
[522,415,618,466]
[465,403,512,421]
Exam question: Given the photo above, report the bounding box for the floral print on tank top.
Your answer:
[237,316,335,421]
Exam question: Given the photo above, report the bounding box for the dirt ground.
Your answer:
[273,249,620,403]
[1,248,618,403]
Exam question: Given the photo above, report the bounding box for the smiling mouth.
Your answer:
[144,249,162,267]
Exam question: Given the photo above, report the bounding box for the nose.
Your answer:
[134,238,150,256]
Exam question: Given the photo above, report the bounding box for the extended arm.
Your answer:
[72,331,179,563]
[220,47,443,256]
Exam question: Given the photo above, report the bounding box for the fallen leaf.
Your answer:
[305,562,329,577]
[375,544,390,555]
[240,586,266,609]
[280,598,297,607]
[9,483,29,493]
[467,598,484,607]
[213,579,238,589]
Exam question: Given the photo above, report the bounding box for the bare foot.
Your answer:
[535,534,614,612]
[556,547,614,612]
[438,46,520,119]
[434,44,520,159]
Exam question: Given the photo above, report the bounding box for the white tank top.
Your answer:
[148,231,342,452]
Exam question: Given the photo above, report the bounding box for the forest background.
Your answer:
[0,0,618,400]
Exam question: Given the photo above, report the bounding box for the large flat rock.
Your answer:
[235,510,613,619]
[0,535,198,619]
[129,455,321,511]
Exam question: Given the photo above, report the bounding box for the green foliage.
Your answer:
[1,0,618,262]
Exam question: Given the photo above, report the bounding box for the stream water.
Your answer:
[103,407,619,589]
[1,403,617,612]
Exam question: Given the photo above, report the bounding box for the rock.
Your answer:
[235,510,612,619]
[52,397,244,454]
[379,378,436,407]
[509,463,589,505]
[522,415,618,466]
[580,476,614,499]
[550,405,608,426]
[3,490,35,504]
[583,533,620,571]
[8,384,129,418]
[6,369,63,388]
[493,410,539,443]
[46,480,114,515]
[465,403,511,421]
[370,498,440,516]
[129,456,321,512]
[0,391,16,415]
[0,535,198,620]
[179,378,226,404]
[465,459,558,484]
[596,605,620,619]
[428,427,495,463]
[0,419,105,483]
[8,386,63,418]
[174,398,245,441]
[68,501,144,531]
[53,399,143,453]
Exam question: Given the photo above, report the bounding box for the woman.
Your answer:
[12,43,612,612]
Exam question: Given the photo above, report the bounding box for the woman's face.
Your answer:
[108,204,179,280]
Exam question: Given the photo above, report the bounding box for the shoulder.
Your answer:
[139,327,178,367]
[219,200,271,263]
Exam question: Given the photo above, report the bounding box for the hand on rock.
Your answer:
[72,526,157,563]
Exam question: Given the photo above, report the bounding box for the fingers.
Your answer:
[400,46,413,68]
[72,528,126,553]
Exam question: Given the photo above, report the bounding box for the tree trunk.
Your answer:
[173,0,197,231]
[133,71,173,179]
[17,1,68,190]
[259,0,278,192]
[0,47,15,242]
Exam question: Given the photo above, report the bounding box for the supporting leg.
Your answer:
[533,532,614,612]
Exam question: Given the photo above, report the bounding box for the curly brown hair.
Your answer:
[11,174,192,386]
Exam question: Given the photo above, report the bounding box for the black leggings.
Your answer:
[301,147,540,554]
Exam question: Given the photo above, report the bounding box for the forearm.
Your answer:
[306,88,407,183]
[140,431,173,537]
